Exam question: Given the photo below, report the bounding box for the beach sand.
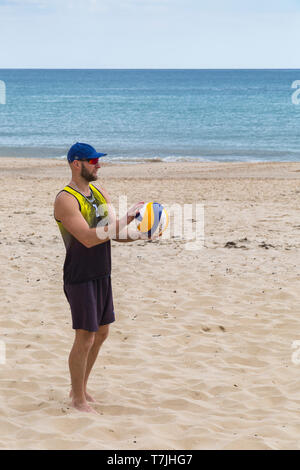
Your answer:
[1,157,300,450]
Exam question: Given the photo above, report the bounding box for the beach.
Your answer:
[1,157,300,450]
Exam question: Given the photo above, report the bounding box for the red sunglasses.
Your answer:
[81,158,99,165]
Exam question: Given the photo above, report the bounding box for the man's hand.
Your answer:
[127,202,145,222]
[103,201,145,242]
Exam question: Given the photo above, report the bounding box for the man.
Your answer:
[54,142,144,413]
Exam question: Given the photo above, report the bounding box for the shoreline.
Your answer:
[2,156,300,180]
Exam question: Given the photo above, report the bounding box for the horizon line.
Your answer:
[1,67,300,71]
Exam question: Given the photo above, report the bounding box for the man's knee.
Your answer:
[96,325,110,343]
[75,330,95,351]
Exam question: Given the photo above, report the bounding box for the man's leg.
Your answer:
[84,324,110,399]
[68,329,96,412]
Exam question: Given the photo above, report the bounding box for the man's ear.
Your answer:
[72,160,81,170]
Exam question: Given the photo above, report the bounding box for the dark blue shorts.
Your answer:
[63,276,115,332]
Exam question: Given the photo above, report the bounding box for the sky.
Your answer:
[0,0,300,68]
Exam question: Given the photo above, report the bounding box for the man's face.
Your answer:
[80,160,100,182]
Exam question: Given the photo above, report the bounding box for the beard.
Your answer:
[80,163,98,182]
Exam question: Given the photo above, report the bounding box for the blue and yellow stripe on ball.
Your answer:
[136,202,167,237]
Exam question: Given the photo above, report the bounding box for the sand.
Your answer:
[1,157,300,450]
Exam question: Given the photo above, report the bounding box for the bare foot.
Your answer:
[71,400,99,414]
[85,391,96,403]
[69,389,96,403]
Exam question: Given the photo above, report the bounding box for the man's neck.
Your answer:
[69,179,91,197]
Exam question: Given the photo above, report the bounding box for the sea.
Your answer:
[0,69,299,163]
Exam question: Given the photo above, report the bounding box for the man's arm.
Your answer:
[94,184,144,243]
[54,192,109,248]
[54,192,142,248]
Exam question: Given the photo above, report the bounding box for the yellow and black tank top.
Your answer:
[55,184,111,285]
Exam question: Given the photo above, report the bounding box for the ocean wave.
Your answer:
[0,149,299,163]
[53,154,67,160]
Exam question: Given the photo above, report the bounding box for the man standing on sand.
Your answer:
[54,142,144,413]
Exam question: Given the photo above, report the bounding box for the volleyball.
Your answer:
[135,202,169,238]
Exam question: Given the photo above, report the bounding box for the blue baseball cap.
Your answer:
[67,142,107,163]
